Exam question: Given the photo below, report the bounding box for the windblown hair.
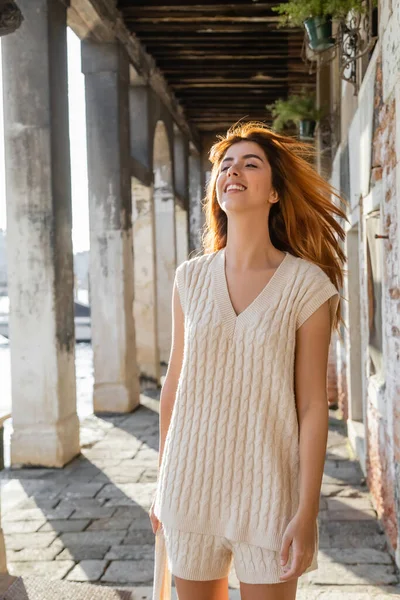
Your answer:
[200,121,349,336]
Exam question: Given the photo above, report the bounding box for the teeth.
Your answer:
[226,185,246,191]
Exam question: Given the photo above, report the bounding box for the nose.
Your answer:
[227,164,239,176]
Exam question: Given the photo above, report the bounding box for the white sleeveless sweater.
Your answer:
[154,248,339,553]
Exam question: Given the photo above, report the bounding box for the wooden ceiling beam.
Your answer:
[179,99,293,106]
[125,23,295,33]
[184,104,281,108]
[151,56,294,63]
[137,33,301,39]
[151,53,299,60]
[115,1,313,137]
[161,69,310,76]
[145,42,300,49]
[168,76,311,84]
[122,16,281,24]
[119,4,278,16]
[186,109,278,114]
[197,124,273,131]
[118,0,278,8]
[173,83,307,89]
[184,100,279,104]
[136,35,302,43]
[187,109,276,112]
[192,117,270,121]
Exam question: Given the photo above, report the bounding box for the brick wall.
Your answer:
[364,0,400,563]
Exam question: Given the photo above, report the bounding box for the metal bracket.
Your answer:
[301,0,377,95]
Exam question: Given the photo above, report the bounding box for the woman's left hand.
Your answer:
[279,510,316,582]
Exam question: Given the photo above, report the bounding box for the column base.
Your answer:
[93,382,140,414]
[10,413,80,468]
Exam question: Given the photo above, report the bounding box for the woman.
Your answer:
[150,121,348,600]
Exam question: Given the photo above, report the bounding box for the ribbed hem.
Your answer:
[170,558,231,582]
[156,505,291,553]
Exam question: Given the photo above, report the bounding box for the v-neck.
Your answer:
[213,247,292,335]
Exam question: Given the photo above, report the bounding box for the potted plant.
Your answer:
[266,90,325,139]
[271,0,374,51]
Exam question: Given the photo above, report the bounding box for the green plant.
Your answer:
[325,0,377,20]
[266,91,325,132]
[271,0,375,28]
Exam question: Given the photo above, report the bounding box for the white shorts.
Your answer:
[162,524,319,584]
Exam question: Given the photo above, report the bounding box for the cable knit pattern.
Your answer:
[154,248,340,555]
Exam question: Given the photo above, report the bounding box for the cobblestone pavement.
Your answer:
[1,387,399,599]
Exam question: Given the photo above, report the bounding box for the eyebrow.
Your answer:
[221,153,265,165]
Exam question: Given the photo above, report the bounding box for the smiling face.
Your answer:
[216,140,278,215]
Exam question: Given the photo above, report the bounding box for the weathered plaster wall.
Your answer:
[333,0,400,567]
[367,3,400,559]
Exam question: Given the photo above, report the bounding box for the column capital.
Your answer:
[81,40,129,80]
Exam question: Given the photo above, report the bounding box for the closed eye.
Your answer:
[220,163,257,172]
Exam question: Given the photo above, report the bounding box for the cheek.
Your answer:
[216,176,224,198]
[252,172,271,197]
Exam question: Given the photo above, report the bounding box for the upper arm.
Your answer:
[294,270,340,417]
[163,264,186,393]
[294,299,333,418]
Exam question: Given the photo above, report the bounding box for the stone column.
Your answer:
[175,203,189,265]
[82,41,140,413]
[132,179,160,384]
[1,0,79,466]
[153,163,177,365]
[189,148,203,254]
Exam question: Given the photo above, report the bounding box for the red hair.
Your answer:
[200,121,349,335]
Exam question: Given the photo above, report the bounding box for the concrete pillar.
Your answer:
[154,166,176,365]
[175,202,189,265]
[189,147,203,254]
[132,179,160,384]
[1,0,80,466]
[82,41,140,413]
[153,122,176,365]
[129,83,150,167]
[174,128,189,203]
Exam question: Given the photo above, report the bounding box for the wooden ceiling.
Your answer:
[117,1,315,136]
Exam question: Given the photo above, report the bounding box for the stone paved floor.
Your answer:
[1,387,399,599]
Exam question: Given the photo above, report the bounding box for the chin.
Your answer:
[224,202,252,213]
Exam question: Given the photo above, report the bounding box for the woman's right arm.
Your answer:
[158,276,185,473]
